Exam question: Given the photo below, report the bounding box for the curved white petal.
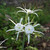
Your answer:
[17,10,26,14]
[34,24,40,27]
[20,18,23,23]
[34,9,42,12]
[16,7,24,10]
[20,30,24,32]
[34,31,44,35]
[27,34,30,44]
[16,32,19,41]
[0,38,8,45]
[9,19,16,25]
[6,29,15,32]
[33,13,38,17]
[0,46,7,48]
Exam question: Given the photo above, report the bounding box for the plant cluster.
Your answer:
[5,7,44,50]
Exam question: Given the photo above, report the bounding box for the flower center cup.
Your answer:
[25,25,34,34]
[26,9,33,14]
[14,23,23,31]
[28,28,31,31]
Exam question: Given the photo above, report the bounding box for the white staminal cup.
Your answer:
[25,25,34,34]
[14,23,24,31]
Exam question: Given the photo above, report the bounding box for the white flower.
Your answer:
[25,25,34,34]
[14,23,23,31]
[25,17,34,44]
[25,17,34,34]
[6,18,24,40]
[16,7,42,17]
[25,17,43,44]
[25,25,34,44]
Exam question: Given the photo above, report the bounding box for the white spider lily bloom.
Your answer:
[17,7,42,17]
[25,25,34,34]
[25,25,34,44]
[25,17,43,44]
[6,18,24,32]
[6,18,24,40]
[25,17,34,44]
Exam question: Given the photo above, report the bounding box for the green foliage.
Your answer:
[8,47,12,50]
[25,46,38,50]
[38,9,50,24]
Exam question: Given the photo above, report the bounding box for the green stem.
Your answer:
[22,33,25,50]
[22,14,28,50]
[25,14,28,23]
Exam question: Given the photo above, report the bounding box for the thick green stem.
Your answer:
[22,14,28,50]
[22,33,25,50]
[25,14,28,23]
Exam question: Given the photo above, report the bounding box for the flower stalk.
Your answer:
[22,33,25,50]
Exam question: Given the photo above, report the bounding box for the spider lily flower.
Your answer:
[25,17,34,44]
[25,25,34,44]
[16,7,42,17]
[6,18,24,40]
[25,17,43,44]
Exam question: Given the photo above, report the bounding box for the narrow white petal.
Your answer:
[19,30,24,33]
[34,9,42,12]
[0,46,7,48]
[23,25,25,27]
[33,13,38,17]
[20,18,23,23]
[34,24,40,27]
[17,10,26,14]
[27,34,30,44]
[34,31,44,35]
[6,29,15,32]
[22,30,25,32]
[9,19,16,25]
[16,32,19,41]
[0,38,8,45]
[16,7,24,10]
